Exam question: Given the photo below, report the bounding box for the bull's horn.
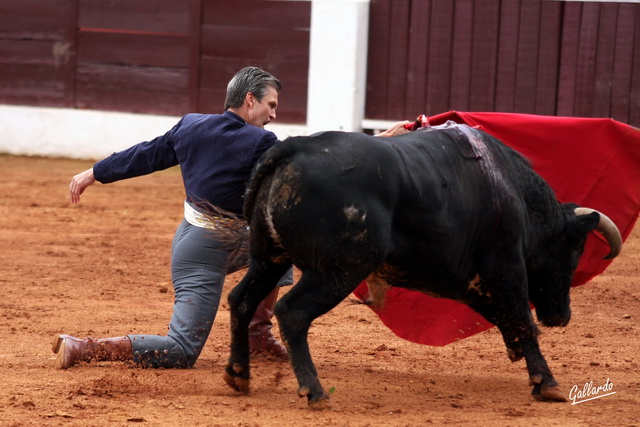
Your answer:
[574,207,622,259]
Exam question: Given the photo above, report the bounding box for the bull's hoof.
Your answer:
[308,396,332,410]
[298,386,331,410]
[529,374,566,402]
[507,348,524,362]
[531,383,567,402]
[223,366,250,394]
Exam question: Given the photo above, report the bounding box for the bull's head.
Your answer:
[528,206,622,327]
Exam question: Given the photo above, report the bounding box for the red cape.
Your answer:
[354,111,640,346]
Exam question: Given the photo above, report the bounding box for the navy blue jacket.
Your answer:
[93,111,279,215]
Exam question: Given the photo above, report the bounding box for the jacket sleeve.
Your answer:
[93,120,181,184]
[249,131,280,165]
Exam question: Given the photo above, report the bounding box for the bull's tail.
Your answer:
[243,137,302,222]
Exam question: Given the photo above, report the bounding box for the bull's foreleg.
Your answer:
[499,319,565,402]
[224,261,290,394]
[522,342,566,401]
[471,302,566,402]
[275,272,358,409]
[469,249,566,403]
[470,304,532,362]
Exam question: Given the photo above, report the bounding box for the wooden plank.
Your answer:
[0,64,67,89]
[198,57,307,123]
[426,0,455,115]
[77,64,188,93]
[202,0,311,29]
[277,91,308,123]
[200,27,309,63]
[0,63,68,105]
[76,87,189,116]
[0,0,76,108]
[557,2,582,117]
[386,0,411,119]
[495,0,520,112]
[197,0,309,122]
[534,1,562,115]
[199,87,307,123]
[0,92,70,107]
[365,0,392,119]
[514,0,540,114]
[78,0,191,34]
[197,88,228,115]
[0,40,63,65]
[195,60,238,115]
[630,6,640,127]
[199,56,308,93]
[198,58,250,95]
[610,4,635,124]
[405,0,431,116]
[188,0,203,111]
[77,31,190,67]
[450,0,474,111]
[0,0,74,40]
[469,0,499,111]
[0,38,75,108]
[592,3,618,118]
[574,3,599,117]
[65,0,78,109]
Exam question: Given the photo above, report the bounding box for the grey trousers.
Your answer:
[129,218,292,368]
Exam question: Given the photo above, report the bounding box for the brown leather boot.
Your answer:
[248,287,288,361]
[52,334,132,369]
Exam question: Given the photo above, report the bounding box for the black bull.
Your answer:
[223,123,622,408]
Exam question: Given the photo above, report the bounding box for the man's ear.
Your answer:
[245,92,255,109]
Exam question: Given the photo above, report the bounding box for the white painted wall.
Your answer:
[0,105,308,160]
[0,105,178,160]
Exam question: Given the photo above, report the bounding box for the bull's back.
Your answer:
[247,130,497,274]
[248,132,409,230]
[249,130,484,210]
[248,131,456,220]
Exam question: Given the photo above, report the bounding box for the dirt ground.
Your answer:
[0,154,638,427]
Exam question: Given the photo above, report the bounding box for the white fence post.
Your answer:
[306,0,370,134]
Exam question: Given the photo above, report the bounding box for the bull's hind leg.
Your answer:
[275,271,359,409]
[224,260,291,394]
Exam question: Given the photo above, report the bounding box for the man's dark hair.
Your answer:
[224,66,282,110]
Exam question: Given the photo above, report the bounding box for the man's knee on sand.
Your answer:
[130,335,199,369]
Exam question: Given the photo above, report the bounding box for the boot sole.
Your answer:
[51,335,70,369]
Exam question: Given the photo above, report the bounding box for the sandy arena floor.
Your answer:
[0,154,638,426]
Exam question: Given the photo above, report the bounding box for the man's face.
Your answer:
[246,86,278,128]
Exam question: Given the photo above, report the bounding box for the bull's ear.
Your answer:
[575,211,600,233]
